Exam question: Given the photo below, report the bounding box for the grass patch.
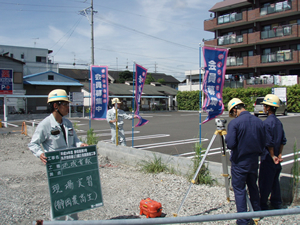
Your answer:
[140,154,168,174]
[189,142,213,185]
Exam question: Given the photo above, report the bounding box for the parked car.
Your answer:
[253,97,287,117]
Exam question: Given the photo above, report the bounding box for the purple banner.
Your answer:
[90,66,109,120]
[202,46,228,124]
[135,64,149,127]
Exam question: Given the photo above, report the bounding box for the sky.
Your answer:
[0,0,220,81]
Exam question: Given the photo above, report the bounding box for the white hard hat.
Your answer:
[47,89,71,103]
[263,94,280,108]
[228,98,244,117]
[111,98,121,104]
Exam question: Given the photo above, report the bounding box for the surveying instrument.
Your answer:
[174,118,230,216]
[174,118,258,223]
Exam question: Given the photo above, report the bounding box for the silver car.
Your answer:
[253,97,287,117]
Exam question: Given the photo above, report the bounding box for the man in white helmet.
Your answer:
[28,89,88,221]
[226,98,265,225]
[106,98,137,146]
[259,94,286,210]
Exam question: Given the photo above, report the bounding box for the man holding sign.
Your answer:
[106,98,137,146]
[28,89,88,221]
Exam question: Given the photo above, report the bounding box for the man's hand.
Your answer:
[110,119,117,123]
[278,154,283,163]
[272,156,282,164]
[80,143,88,147]
[40,153,47,165]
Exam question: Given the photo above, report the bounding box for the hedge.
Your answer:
[177,84,300,113]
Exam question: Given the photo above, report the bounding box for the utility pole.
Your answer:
[154,62,157,73]
[79,1,97,129]
[91,0,94,65]
[79,0,97,65]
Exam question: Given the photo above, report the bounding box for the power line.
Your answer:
[53,17,83,56]
[94,15,198,51]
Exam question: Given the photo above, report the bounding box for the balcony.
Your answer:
[204,11,248,32]
[248,0,300,22]
[204,0,300,32]
[204,33,248,48]
[261,50,293,63]
[261,25,292,39]
[248,24,300,45]
[260,0,292,16]
[226,56,248,69]
[249,50,299,67]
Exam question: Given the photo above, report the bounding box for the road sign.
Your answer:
[45,145,103,219]
[70,92,84,106]
[0,69,13,94]
[272,87,287,102]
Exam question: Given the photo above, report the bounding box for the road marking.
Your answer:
[180,114,198,116]
[281,158,300,166]
[135,138,209,149]
[102,134,169,142]
[281,151,300,159]
[185,149,231,158]
[96,131,141,137]
[177,147,228,157]
[7,123,19,127]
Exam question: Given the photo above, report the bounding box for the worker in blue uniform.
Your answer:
[259,94,287,210]
[226,98,265,225]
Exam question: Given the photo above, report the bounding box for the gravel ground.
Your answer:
[0,133,300,225]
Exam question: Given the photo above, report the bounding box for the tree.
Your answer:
[118,70,133,83]
[145,74,156,84]
[157,78,165,84]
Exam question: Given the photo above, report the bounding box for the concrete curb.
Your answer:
[26,125,296,204]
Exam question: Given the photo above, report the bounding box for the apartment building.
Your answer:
[204,0,300,86]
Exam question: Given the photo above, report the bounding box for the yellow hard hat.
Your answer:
[228,98,244,117]
[111,98,121,104]
[47,89,71,103]
[263,94,280,107]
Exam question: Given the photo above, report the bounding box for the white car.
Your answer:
[253,97,287,117]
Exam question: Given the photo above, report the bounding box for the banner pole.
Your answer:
[132,63,135,147]
[199,44,202,147]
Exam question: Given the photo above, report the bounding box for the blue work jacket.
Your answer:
[261,114,287,161]
[226,111,265,166]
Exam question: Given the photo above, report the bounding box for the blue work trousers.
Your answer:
[259,157,282,210]
[231,164,261,225]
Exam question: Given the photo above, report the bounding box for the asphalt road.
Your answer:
[3,111,300,175]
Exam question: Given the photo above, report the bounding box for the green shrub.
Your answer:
[177,84,300,113]
[86,128,99,145]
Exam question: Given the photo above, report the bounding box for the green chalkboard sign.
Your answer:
[45,145,103,219]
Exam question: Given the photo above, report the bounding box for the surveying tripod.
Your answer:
[174,118,258,224]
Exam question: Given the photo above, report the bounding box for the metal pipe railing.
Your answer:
[34,207,300,225]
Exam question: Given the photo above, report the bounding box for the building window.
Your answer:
[36,56,46,63]
[48,75,54,80]
[13,72,23,84]
[10,53,13,58]
[21,53,24,59]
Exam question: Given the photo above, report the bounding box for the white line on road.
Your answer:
[177,147,228,157]
[135,138,209,150]
[102,134,170,142]
[281,157,300,166]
